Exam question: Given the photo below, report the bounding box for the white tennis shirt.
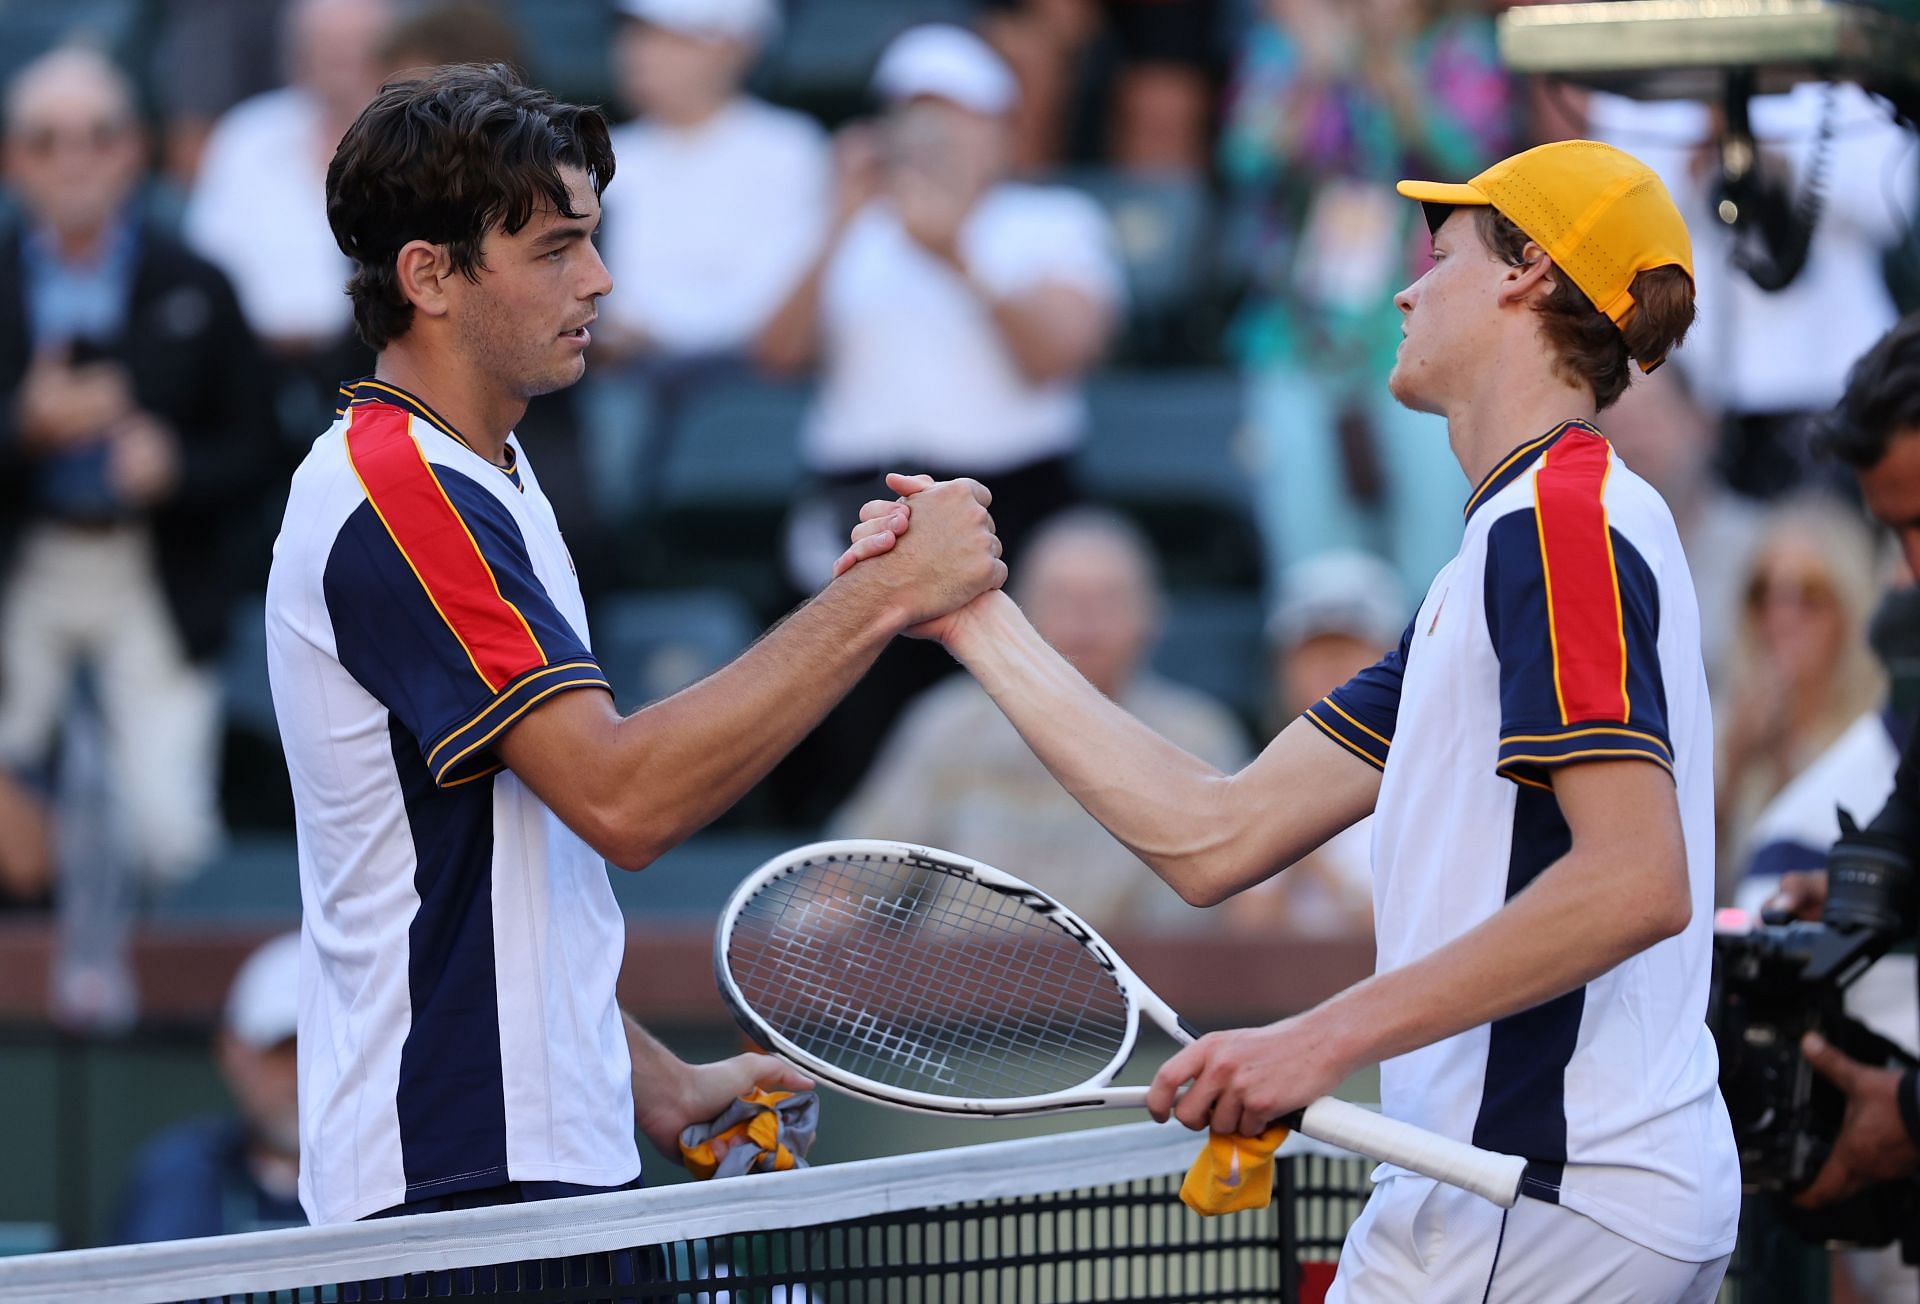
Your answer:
[1304,421,1740,1261]
[266,379,637,1224]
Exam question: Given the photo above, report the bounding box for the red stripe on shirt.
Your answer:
[1532,431,1629,724]
[345,404,545,692]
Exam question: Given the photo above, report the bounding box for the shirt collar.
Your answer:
[336,376,520,479]
[1461,419,1602,524]
[22,206,139,275]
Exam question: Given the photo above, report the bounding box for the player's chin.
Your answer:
[525,353,589,397]
[1385,361,1440,416]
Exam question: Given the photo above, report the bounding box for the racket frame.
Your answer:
[715,839,1180,1118]
[715,838,1529,1208]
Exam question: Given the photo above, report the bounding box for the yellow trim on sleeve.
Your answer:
[1498,746,1674,773]
[1499,725,1672,759]
[1304,710,1386,771]
[425,659,603,770]
[434,675,612,784]
[1318,697,1392,750]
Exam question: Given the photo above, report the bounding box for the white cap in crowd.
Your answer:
[871,24,1017,116]
[224,931,301,1050]
[1269,552,1410,652]
[614,0,779,44]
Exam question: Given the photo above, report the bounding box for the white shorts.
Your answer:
[1326,1175,1731,1304]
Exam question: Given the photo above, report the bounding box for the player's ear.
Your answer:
[393,239,455,320]
[1496,243,1556,308]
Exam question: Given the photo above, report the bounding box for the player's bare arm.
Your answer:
[1148,756,1690,1135]
[498,476,1005,870]
[834,476,1380,903]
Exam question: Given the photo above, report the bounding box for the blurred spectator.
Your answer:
[0,47,276,890]
[763,22,1121,585]
[183,0,392,434]
[596,0,829,363]
[761,23,1121,819]
[1222,552,1404,937]
[1587,85,1919,497]
[115,933,305,1242]
[981,0,1219,175]
[1220,0,1513,601]
[830,508,1246,932]
[151,0,293,184]
[1716,496,1887,899]
[1732,584,1918,1304]
[1604,364,1763,696]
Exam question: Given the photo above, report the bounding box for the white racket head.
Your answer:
[714,839,1175,1117]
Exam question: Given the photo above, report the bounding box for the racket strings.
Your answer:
[727,853,1133,1099]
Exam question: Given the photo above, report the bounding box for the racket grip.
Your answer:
[1287,1097,1527,1209]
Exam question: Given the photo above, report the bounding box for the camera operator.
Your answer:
[1774,311,1920,1210]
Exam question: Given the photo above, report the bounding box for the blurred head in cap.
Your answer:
[219,932,301,1162]
[3,47,145,245]
[1270,553,1408,720]
[870,26,1016,225]
[873,24,1016,118]
[613,0,776,129]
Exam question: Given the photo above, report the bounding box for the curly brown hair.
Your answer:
[1473,208,1695,410]
[325,63,615,351]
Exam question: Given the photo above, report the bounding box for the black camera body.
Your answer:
[1708,813,1919,1258]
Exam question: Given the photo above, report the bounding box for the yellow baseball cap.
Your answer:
[1397,139,1693,364]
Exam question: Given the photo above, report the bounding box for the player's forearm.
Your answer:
[948,594,1299,903]
[1309,839,1690,1076]
[596,578,902,866]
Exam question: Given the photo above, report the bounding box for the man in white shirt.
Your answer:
[596,0,829,361]
[840,139,1740,1300]
[758,24,1122,822]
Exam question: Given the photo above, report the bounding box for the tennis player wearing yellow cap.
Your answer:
[834,139,1740,1300]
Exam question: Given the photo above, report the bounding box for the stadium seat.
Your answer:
[1081,370,1249,507]
[592,588,762,713]
[1056,167,1212,346]
[1079,370,1262,589]
[657,377,811,507]
[763,0,973,113]
[603,829,805,919]
[504,0,616,105]
[0,0,147,92]
[1149,589,1270,727]
[148,833,301,920]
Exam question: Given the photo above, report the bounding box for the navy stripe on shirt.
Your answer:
[1472,782,1582,1200]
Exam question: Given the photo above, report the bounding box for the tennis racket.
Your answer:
[715,839,1528,1208]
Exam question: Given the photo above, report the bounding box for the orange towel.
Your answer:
[1179,1125,1290,1215]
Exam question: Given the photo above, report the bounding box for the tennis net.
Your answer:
[0,1121,1374,1304]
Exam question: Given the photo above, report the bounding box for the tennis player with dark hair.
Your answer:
[267,63,1005,1225]
[840,141,1740,1298]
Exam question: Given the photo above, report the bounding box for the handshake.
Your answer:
[828,471,1010,644]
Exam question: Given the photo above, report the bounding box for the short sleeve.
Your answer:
[969,187,1126,309]
[324,429,608,788]
[1483,441,1672,790]
[1301,620,1415,771]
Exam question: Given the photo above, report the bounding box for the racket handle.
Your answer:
[1284,1097,1527,1209]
